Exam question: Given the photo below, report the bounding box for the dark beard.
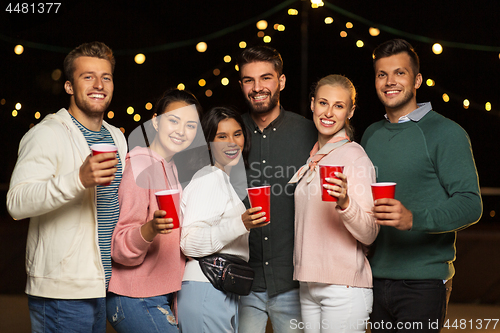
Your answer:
[246,88,280,114]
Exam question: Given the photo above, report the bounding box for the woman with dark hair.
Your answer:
[106,89,203,333]
[177,107,268,332]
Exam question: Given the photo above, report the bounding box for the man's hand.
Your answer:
[373,198,413,231]
[79,153,118,188]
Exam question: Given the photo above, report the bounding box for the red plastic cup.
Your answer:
[319,165,344,202]
[155,190,181,229]
[90,143,118,186]
[371,182,397,201]
[246,185,271,222]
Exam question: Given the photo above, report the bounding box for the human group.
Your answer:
[7,38,482,333]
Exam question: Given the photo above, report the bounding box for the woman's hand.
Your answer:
[241,207,268,231]
[323,172,350,210]
[140,210,175,242]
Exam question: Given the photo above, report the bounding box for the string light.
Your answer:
[346,22,353,29]
[485,102,492,111]
[34,112,41,119]
[177,83,185,90]
[442,94,450,102]
[213,69,220,76]
[221,78,229,86]
[15,103,22,110]
[14,45,24,55]
[356,40,364,48]
[369,27,380,36]
[239,41,247,48]
[133,114,141,122]
[432,43,443,55]
[340,31,347,38]
[12,110,18,117]
[426,79,435,87]
[256,20,268,30]
[107,111,114,119]
[127,106,134,115]
[288,8,298,15]
[277,24,285,31]
[196,42,207,53]
[263,36,272,43]
[198,79,206,87]
[324,17,333,24]
[223,55,231,63]
[145,102,153,110]
[205,89,213,97]
[51,69,62,81]
[134,53,146,64]
[257,31,265,38]
[463,99,470,109]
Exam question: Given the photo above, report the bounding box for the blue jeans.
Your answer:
[239,289,302,333]
[177,281,239,332]
[106,292,178,333]
[371,279,452,332]
[28,295,106,333]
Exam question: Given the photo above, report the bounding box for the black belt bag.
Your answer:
[195,254,254,295]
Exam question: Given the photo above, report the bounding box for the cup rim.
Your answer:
[155,190,180,196]
[371,182,397,187]
[246,185,271,191]
[90,143,117,152]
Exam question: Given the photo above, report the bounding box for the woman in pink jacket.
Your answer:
[106,89,203,333]
[289,75,379,332]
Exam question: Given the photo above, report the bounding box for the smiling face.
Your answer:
[64,56,114,120]
[210,118,245,171]
[311,84,354,148]
[375,52,422,117]
[239,61,285,115]
[151,101,199,161]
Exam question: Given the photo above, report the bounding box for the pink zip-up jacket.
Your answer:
[293,142,378,288]
[108,146,185,297]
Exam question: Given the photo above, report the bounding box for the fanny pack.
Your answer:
[195,254,254,295]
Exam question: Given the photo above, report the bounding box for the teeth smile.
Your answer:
[170,137,184,144]
[89,93,104,98]
[224,150,239,157]
[321,119,334,125]
[253,95,268,101]
[385,90,399,94]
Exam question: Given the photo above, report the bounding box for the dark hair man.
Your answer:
[361,39,482,332]
[236,45,317,333]
[7,41,127,332]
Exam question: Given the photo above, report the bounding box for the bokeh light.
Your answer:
[177,83,185,90]
[133,114,141,122]
[196,42,207,53]
[198,79,206,87]
[52,69,62,81]
[442,94,450,102]
[369,27,380,36]
[239,41,247,48]
[15,103,22,110]
[356,40,364,48]
[263,36,272,43]
[107,111,114,119]
[205,90,213,97]
[134,53,146,64]
[485,102,492,111]
[145,102,153,110]
[34,112,41,119]
[224,55,231,63]
[463,99,470,109]
[340,31,347,38]
[324,17,333,24]
[432,43,443,55]
[127,106,134,115]
[426,79,435,86]
[14,45,24,55]
[346,22,353,29]
[256,20,268,30]
[213,68,220,76]
[288,9,298,15]
[221,78,229,86]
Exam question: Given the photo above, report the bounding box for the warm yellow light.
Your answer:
[224,55,231,63]
[14,45,24,55]
[491,210,496,218]
[134,53,146,64]
[221,78,229,86]
[346,22,353,29]
[239,41,247,49]
[133,114,141,122]
[15,103,22,110]
[256,20,268,30]
[198,79,206,87]
[277,24,285,31]
[310,0,324,8]
[324,17,333,24]
[235,64,239,71]
[426,79,435,87]
[369,27,380,36]
[127,106,134,115]
[442,94,450,102]
[340,31,347,38]
[288,8,298,15]
[274,24,279,30]
[107,111,114,119]
[257,31,265,38]
[120,127,125,134]
[263,36,272,43]
[34,112,41,119]
[52,69,62,81]
[213,68,220,76]
[145,102,153,110]
[177,83,185,90]
[205,90,213,97]
[485,102,492,111]
[356,40,364,48]
[0,98,5,105]
[311,3,318,8]
[463,99,470,109]
[196,42,207,53]
[432,43,443,55]
[12,110,18,117]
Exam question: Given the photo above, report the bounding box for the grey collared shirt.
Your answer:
[384,102,433,123]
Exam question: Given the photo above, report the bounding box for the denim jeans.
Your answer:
[300,282,373,333]
[177,281,239,332]
[106,292,178,333]
[370,279,452,333]
[239,288,302,333]
[28,295,106,333]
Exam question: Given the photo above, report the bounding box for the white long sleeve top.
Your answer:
[180,165,249,282]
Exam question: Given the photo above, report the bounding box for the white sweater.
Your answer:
[180,165,249,282]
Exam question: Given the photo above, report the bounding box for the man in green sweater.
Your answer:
[361,39,482,332]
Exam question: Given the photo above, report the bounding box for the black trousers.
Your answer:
[370,278,452,332]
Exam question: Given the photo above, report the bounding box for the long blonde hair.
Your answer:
[311,74,356,140]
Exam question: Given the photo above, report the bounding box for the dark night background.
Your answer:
[0,0,499,313]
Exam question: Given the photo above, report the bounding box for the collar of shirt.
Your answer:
[246,106,286,133]
[384,102,433,123]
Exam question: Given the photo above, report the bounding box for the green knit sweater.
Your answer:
[361,110,482,280]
